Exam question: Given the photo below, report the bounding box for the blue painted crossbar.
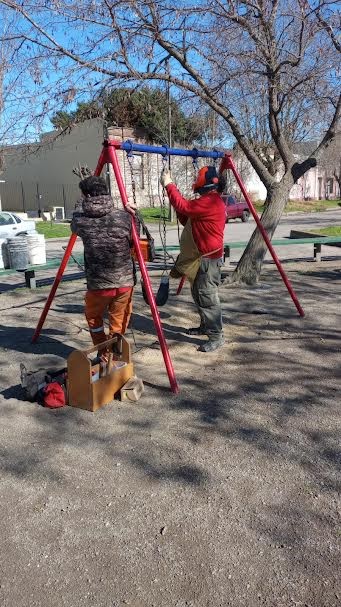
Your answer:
[120,140,225,160]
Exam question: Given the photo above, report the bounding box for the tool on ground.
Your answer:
[67,334,134,411]
[120,376,144,402]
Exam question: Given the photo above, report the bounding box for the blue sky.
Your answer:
[1,0,339,148]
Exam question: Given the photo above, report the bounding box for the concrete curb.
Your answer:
[284,206,341,216]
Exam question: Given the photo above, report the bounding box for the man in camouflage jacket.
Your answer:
[71,175,136,350]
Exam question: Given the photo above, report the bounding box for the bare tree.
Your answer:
[0,9,11,172]
[0,6,42,147]
[0,0,340,283]
[318,134,341,199]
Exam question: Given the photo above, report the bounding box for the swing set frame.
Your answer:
[32,138,304,395]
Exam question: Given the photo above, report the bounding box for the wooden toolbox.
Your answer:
[67,335,134,412]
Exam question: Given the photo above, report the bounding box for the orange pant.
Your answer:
[84,288,133,346]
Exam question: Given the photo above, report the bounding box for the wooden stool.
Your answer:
[67,335,133,412]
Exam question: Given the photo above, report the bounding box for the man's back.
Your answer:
[71,194,135,290]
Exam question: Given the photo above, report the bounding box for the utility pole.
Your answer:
[0,180,5,212]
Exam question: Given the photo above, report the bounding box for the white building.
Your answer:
[233,137,341,202]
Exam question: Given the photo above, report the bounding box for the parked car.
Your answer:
[0,212,36,239]
[222,194,250,223]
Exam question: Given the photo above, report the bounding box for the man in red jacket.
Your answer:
[160,165,226,352]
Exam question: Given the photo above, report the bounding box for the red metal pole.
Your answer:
[94,146,110,177]
[32,149,108,342]
[176,276,186,296]
[221,154,304,317]
[32,233,78,342]
[106,142,179,393]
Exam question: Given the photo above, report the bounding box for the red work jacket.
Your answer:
[166,184,226,258]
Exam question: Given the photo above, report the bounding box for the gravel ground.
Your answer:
[0,260,340,607]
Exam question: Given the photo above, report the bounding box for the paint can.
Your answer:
[7,237,29,270]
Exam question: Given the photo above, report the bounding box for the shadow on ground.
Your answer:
[0,262,340,492]
[0,261,340,605]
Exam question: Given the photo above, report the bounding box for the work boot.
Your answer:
[187,326,206,336]
[198,335,225,352]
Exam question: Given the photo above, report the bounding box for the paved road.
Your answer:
[46,207,341,264]
[144,207,341,244]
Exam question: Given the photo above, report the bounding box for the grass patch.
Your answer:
[140,206,169,223]
[310,226,341,237]
[139,206,174,223]
[253,199,341,214]
[35,199,341,237]
[36,222,71,238]
[253,202,264,213]
[286,199,341,213]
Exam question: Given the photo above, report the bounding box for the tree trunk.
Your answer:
[230,184,291,285]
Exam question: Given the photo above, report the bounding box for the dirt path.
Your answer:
[0,261,340,607]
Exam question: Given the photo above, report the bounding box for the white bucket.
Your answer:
[27,234,46,265]
[0,239,9,269]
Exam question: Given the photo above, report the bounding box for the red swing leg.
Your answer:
[176,276,186,295]
[32,147,108,342]
[220,154,304,317]
[106,143,179,394]
[31,233,78,342]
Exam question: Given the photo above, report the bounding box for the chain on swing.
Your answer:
[126,150,169,307]
[154,154,170,306]
[192,156,199,183]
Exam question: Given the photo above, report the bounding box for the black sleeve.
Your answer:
[70,214,83,235]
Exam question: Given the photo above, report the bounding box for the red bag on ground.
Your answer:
[42,383,66,408]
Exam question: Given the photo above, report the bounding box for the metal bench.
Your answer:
[2,235,340,290]
[289,230,341,262]
[0,257,83,289]
[155,236,341,262]
[223,236,341,263]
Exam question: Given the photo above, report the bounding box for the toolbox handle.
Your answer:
[83,334,131,363]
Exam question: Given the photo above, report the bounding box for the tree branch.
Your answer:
[292,92,341,182]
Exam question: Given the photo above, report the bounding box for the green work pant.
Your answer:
[191,258,223,337]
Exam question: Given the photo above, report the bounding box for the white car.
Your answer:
[0,212,37,239]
